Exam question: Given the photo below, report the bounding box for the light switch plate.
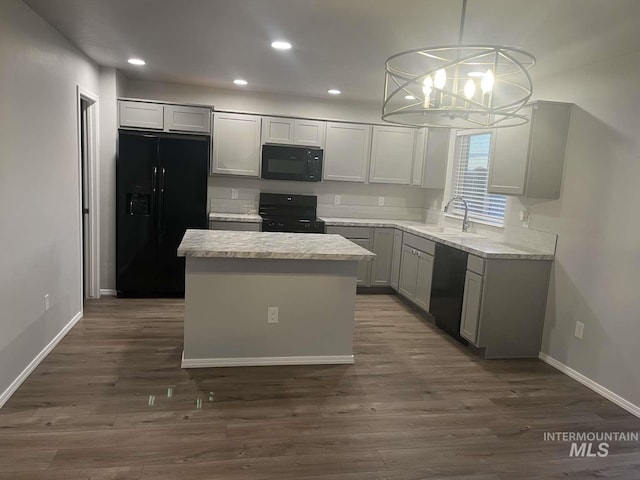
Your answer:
[574,321,584,339]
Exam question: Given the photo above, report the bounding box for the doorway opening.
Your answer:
[77,87,100,301]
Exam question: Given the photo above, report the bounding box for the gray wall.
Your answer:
[519,53,640,408]
[0,0,99,401]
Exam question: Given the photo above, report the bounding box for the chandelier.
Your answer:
[382,0,535,128]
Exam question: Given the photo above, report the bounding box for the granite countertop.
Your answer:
[178,229,376,261]
[209,212,262,223]
[320,217,554,260]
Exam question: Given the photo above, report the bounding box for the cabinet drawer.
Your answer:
[210,221,260,231]
[403,232,435,255]
[467,255,485,275]
[326,226,371,239]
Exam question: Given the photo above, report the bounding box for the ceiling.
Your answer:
[24,0,640,104]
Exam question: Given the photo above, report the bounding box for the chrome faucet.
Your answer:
[443,195,470,232]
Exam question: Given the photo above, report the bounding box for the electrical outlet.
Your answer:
[267,306,279,324]
[231,188,238,199]
[519,209,530,228]
[44,294,50,311]
[574,321,584,339]
[378,196,385,206]
[334,195,341,205]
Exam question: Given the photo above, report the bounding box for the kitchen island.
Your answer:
[177,229,375,368]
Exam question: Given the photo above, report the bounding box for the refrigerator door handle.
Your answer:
[158,167,166,237]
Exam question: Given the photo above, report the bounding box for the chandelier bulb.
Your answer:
[464,79,476,100]
[481,69,494,94]
[434,69,447,89]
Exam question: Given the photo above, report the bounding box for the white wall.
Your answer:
[0,0,99,403]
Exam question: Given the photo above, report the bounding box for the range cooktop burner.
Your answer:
[259,193,325,234]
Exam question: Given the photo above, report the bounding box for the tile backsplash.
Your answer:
[208,176,427,221]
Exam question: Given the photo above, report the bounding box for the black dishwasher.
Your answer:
[430,243,469,345]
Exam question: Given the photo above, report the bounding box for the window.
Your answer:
[449,131,506,226]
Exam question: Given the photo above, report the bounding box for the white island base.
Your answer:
[178,230,374,368]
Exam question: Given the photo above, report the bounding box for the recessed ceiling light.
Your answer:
[467,71,484,77]
[271,41,292,50]
[405,95,416,100]
[328,89,341,95]
[233,79,248,86]
[128,58,145,66]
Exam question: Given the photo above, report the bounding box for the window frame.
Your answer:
[443,129,506,228]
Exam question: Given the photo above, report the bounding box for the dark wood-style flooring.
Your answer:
[1,295,639,479]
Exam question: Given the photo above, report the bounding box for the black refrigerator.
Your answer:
[116,130,209,297]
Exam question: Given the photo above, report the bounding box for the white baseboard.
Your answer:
[0,311,83,410]
[100,289,117,296]
[539,352,640,419]
[181,352,354,368]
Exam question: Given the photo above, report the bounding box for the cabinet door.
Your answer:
[212,113,261,176]
[294,119,326,147]
[351,238,372,287]
[423,128,450,189]
[164,105,211,134]
[414,252,434,312]
[323,122,371,182]
[460,270,484,345]
[369,126,415,184]
[398,245,418,299]
[488,106,532,195]
[390,229,403,291]
[412,128,427,186]
[119,101,163,130]
[261,117,294,144]
[370,228,394,286]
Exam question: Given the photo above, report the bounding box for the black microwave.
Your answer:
[261,144,323,182]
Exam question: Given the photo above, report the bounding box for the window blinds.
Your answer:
[451,132,506,225]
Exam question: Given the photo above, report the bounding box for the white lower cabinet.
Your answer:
[390,229,403,291]
[326,226,397,287]
[398,235,434,311]
[370,228,394,286]
[460,270,484,344]
[414,253,434,311]
[351,238,372,287]
[209,221,260,232]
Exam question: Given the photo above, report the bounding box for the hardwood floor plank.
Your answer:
[0,294,638,478]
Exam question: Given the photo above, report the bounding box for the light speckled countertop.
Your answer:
[320,217,554,260]
[178,229,376,261]
[209,212,262,223]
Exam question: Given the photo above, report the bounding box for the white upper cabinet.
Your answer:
[119,101,164,130]
[412,128,427,186]
[119,100,211,134]
[423,128,450,189]
[411,128,450,188]
[488,101,572,199]
[261,117,294,144]
[323,122,371,182]
[262,117,326,147]
[164,105,211,134]
[293,119,326,147]
[211,113,262,177]
[369,126,416,184]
